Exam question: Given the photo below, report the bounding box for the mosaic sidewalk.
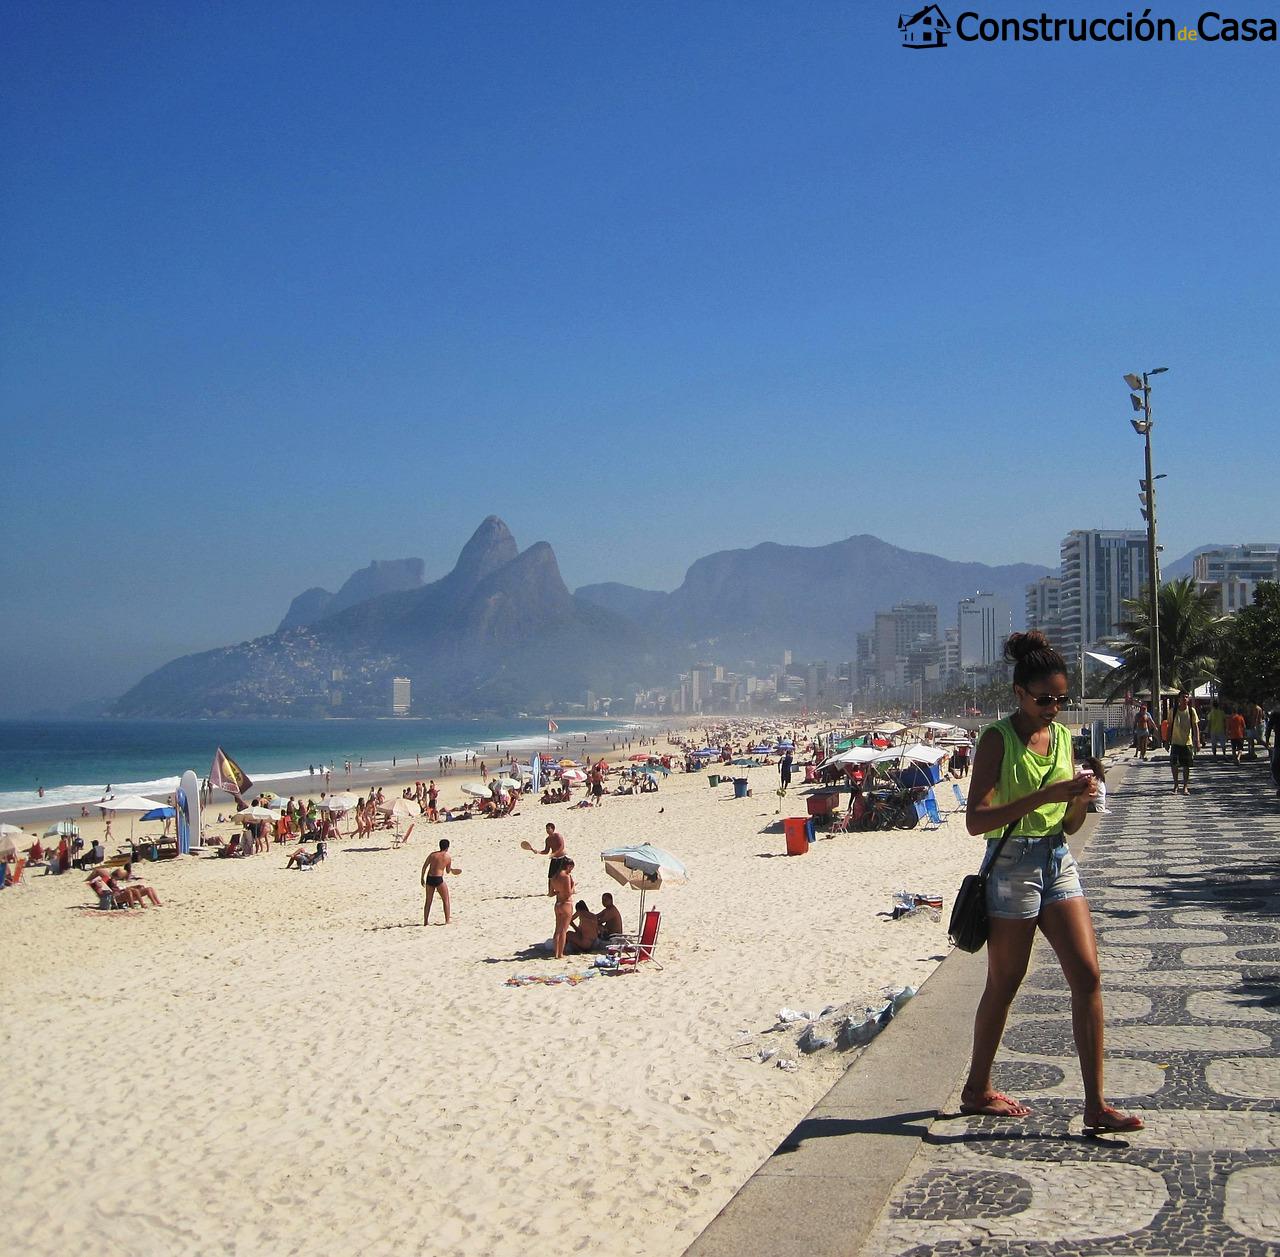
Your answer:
[862,755,1280,1256]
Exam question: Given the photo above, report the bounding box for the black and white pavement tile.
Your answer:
[863,755,1280,1255]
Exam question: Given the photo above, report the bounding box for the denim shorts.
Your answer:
[986,835,1083,920]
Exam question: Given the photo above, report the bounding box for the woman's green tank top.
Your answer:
[984,717,1072,840]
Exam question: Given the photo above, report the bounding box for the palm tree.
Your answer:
[1102,577,1225,702]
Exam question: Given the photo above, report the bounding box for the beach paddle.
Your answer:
[520,840,534,852]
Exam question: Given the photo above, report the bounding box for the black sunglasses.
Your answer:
[1028,693,1071,708]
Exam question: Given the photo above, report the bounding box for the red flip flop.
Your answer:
[1083,1106,1144,1135]
[959,1091,1032,1118]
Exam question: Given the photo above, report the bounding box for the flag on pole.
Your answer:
[210,746,253,798]
[547,718,558,733]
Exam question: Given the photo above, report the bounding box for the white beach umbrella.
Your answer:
[825,746,881,767]
[98,795,169,813]
[319,793,359,812]
[235,806,276,823]
[496,777,521,790]
[44,820,80,838]
[0,828,25,860]
[921,721,957,733]
[383,798,421,819]
[461,782,490,798]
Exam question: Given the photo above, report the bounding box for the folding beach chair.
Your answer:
[391,823,415,849]
[606,909,663,970]
[923,793,943,828]
[951,783,967,812]
[912,799,940,831]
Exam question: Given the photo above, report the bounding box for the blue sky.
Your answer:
[2,1,1277,715]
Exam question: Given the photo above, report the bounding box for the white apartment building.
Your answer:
[958,592,1011,668]
[1058,530,1149,662]
[1193,543,1280,613]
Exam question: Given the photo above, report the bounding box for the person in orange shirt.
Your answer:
[1226,707,1247,764]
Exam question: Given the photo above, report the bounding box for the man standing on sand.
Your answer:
[1168,691,1200,795]
[525,822,568,892]
[421,838,459,925]
[779,749,793,790]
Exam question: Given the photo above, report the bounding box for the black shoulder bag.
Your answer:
[948,731,1060,953]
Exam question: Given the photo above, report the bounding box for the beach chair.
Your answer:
[607,909,663,970]
[951,783,967,812]
[923,793,943,828]
[391,823,415,849]
[6,857,26,887]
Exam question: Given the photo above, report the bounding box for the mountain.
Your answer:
[113,518,646,718]
[577,535,1049,661]
[114,521,1055,718]
[276,558,426,631]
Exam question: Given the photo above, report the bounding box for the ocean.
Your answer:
[0,717,636,815]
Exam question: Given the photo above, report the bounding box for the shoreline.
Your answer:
[0,716,688,827]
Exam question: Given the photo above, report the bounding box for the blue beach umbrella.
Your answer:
[141,807,176,821]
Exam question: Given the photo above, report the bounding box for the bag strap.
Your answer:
[978,726,1061,877]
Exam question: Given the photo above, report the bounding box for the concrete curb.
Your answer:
[686,766,1118,1257]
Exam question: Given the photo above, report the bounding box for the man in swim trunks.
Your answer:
[550,858,576,958]
[421,838,459,925]
[533,822,569,892]
[595,892,624,938]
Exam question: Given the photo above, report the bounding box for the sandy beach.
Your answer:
[1,738,985,1257]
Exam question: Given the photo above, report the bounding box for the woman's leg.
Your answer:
[1037,896,1140,1128]
[963,916,1038,1113]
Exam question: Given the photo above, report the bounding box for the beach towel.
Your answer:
[504,971,596,987]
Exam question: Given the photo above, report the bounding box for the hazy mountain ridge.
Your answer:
[276,558,427,631]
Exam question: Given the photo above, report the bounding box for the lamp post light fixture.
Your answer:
[1124,367,1168,721]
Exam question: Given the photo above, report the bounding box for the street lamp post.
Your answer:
[1124,367,1168,725]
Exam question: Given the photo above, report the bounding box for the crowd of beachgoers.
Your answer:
[3,713,1010,1257]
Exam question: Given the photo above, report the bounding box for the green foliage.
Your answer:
[1216,581,1280,703]
[1103,577,1225,700]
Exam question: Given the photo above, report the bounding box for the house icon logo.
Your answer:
[899,3,951,48]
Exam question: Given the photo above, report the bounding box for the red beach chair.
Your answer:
[607,909,663,970]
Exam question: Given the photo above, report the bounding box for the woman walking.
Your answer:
[962,631,1143,1133]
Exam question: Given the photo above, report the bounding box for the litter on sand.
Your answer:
[837,986,917,1048]
[891,891,943,921]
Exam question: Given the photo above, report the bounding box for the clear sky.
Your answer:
[3,1,1277,715]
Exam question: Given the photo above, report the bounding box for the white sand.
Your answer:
[0,759,983,1257]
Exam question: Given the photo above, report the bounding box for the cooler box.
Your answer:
[784,817,814,855]
[732,777,749,798]
[806,792,838,817]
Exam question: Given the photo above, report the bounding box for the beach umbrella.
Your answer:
[140,806,176,821]
[921,721,957,733]
[319,793,358,812]
[825,746,881,767]
[561,768,587,784]
[628,754,651,762]
[496,777,522,790]
[383,798,421,819]
[98,795,168,813]
[461,782,490,798]
[601,843,689,934]
[234,806,275,823]
[0,827,25,860]
[558,758,579,768]
[44,820,80,838]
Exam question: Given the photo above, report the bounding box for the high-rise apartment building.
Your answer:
[1193,544,1280,613]
[1025,575,1063,642]
[1058,530,1149,662]
[391,676,411,716]
[958,592,1011,668]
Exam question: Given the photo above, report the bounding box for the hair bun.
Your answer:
[1004,630,1052,663]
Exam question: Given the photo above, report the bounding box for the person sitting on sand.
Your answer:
[550,859,576,959]
[421,838,459,925]
[285,846,320,869]
[567,900,599,953]
[595,892,624,939]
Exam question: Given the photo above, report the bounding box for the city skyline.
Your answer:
[3,4,1278,715]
